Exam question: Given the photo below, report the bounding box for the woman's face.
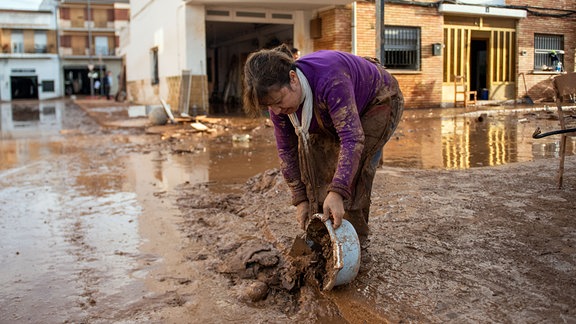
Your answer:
[263,70,302,115]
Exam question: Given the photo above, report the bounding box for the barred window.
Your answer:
[384,26,420,70]
[534,34,564,70]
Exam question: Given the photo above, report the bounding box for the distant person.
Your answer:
[243,44,404,246]
[104,71,113,100]
[291,48,300,60]
[94,79,101,95]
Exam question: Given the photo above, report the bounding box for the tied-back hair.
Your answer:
[243,44,295,117]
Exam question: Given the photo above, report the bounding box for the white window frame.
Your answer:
[95,36,109,56]
[34,31,48,53]
[534,34,564,71]
[11,30,24,53]
[206,7,294,23]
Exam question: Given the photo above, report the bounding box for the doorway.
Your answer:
[205,21,293,115]
[470,39,488,98]
[63,66,105,96]
[11,76,38,100]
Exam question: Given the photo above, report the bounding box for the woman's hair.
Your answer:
[243,44,294,117]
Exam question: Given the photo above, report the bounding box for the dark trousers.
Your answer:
[104,85,111,100]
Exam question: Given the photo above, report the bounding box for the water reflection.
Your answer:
[0,102,70,172]
[1,101,575,177]
[382,107,575,169]
[0,101,64,139]
[148,139,280,193]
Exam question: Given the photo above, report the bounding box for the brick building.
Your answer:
[314,0,575,108]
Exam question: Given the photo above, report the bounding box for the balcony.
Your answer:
[60,19,115,31]
[60,46,119,58]
[1,43,56,57]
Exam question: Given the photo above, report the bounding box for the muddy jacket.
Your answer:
[270,50,400,205]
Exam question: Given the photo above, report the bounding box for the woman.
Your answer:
[243,44,403,244]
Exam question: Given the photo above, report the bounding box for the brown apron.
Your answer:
[299,72,404,242]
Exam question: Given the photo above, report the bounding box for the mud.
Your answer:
[1,99,575,323]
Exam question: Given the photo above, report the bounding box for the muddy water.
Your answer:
[0,100,573,322]
[383,106,575,169]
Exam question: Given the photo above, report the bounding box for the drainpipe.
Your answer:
[88,0,94,96]
[54,1,61,96]
[351,2,357,55]
[376,0,385,64]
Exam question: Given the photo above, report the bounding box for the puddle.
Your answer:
[382,106,575,169]
[0,101,64,139]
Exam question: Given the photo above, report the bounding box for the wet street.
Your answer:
[0,99,574,322]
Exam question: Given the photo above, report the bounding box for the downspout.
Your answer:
[54,1,62,97]
[351,2,357,55]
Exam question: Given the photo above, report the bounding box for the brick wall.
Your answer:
[315,3,444,108]
[114,8,129,21]
[313,6,351,52]
[384,4,444,108]
[515,8,576,101]
[355,1,376,57]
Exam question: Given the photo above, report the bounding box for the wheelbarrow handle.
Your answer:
[533,126,576,139]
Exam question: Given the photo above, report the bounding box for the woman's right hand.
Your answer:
[296,201,310,230]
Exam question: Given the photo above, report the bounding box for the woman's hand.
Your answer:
[322,192,344,228]
[296,201,310,230]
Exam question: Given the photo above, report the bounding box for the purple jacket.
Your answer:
[270,50,396,205]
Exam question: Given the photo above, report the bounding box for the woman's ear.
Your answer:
[289,70,299,86]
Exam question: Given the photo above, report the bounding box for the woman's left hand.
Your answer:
[322,192,344,228]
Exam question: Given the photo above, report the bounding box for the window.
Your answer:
[534,34,564,70]
[34,31,47,53]
[42,80,55,92]
[150,47,159,85]
[11,30,24,53]
[383,26,420,70]
[95,36,109,56]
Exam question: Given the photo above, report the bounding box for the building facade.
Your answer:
[125,0,575,110]
[0,6,60,101]
[0,0,129,101]
[57,0,129,98]
[349,0,575,108]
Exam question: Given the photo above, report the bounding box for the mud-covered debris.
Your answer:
[238,280,269,302]
[244,168,283,193]
[221,241,279,278]
[191,122,209,132]
[232,134,252,142]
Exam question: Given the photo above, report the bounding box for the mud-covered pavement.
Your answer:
[1,99,575,323]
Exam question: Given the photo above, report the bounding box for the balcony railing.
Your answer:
[1,44,56,55]
[62,20,115,30]
[62,47,118,56]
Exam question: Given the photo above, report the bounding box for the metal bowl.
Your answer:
[306,213,361,290]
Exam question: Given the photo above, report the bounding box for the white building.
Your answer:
[126,0,351,115]
[0,4,60,101]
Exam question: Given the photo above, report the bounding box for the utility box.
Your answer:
[432,43,442,56]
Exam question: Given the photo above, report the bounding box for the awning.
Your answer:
[439,4,527,19]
